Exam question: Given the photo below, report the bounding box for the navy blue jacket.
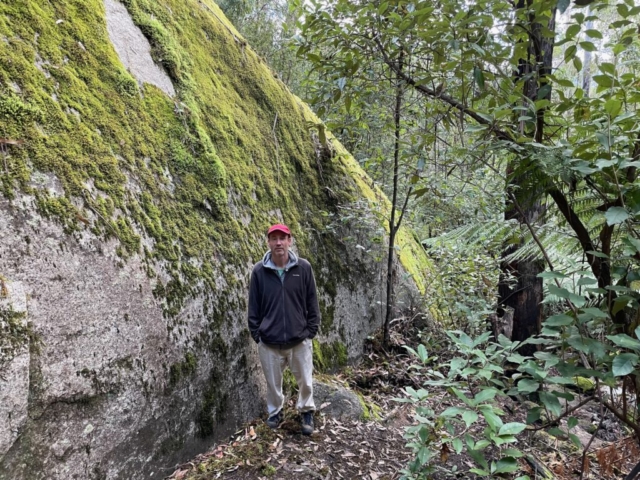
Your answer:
[248,251,320,347]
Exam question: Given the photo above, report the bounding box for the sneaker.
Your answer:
[266,411,282,429]
[301,411,314,436]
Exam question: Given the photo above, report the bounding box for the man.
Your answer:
[248,223,320,436]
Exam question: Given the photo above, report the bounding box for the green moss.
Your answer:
[313,339,348,373]
[573,376,595,392]
[261,464,277,477]
[0,306,30,366]
[0,0,438,453]
[282,369,297,396]
[168,351,198,386]
[197,374,229,438]
[356,392,382,421]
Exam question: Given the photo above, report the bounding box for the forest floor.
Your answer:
[167,319,640,480]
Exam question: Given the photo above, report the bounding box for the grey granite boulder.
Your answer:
[314,381,364,420]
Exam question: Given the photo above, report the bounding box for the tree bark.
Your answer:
[497,0,557,353]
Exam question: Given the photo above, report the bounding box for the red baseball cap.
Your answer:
[267,223,291,236]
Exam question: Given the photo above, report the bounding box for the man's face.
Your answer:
[268,232,292,260]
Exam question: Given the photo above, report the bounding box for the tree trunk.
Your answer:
[383,49,405,349]
[498,229,544,354]
[498,0,557,353]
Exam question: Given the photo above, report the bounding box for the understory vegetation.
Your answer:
[221,0,640,477]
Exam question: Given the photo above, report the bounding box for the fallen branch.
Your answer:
[527,395,595,431]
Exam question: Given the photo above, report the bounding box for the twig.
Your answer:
[527,395,595,431]
[597,395,640,440]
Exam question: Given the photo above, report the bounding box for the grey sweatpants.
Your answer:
[258,339,315,416]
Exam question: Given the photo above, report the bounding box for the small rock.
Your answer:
[313,381,364,420]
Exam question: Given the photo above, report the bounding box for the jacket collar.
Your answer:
[262,250,298,271]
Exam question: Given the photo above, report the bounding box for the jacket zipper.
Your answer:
[281,268,287,343]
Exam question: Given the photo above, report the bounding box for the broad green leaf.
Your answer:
[472,331,492,347]
[605,206,629,225]
[558,0,570,12]
[579,41,597,52]
[577,277,597,286]
[526,407,541,424]
[568,417,578,429]
[568,336,606,359]
[547,285,586,307]
[417,344,428,362]
[498,422,527,436]
[593,75,614,87]
[549,427,566,438]
[636,326,640,340]
[539,391,562,417]
[566,25,581,39]
[473,388,498,405]
[596,158,616,169]
[573,56,583,72]
[494,457,519,474]
[517,378,540,393]
[450,357,466,372]
[452,437,463,454]
[474,66,485,90]
[537,84,551,100]
[569,433,583,448]
[468,449,489,469]
[476,439,491,450]
[599,62,615,75]
[596,132,610,149]
[502,448,524,458]
[580,308,609,319]
[458,332,474,348]
[585,29,603,39]
[478,406,503,431]
[624,236,640,254]
[544,314,573,327]
[417,446,430,465]
[537,271,567,279]
[469,468,490,476]
[535,351,560,368]
[462,410,478,427]
[612,295,637,315]
[612,353,639,376]
[450,388,474,407]
[441,406,465,417]
[491,432,517,446]
[607,334,640,350]
[604,98,622,118]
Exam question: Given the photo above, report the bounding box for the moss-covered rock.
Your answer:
[0,0,437,478]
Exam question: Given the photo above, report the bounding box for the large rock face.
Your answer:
[0,1,433,478]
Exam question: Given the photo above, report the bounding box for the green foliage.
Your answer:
[399,333,528,478]
[217,0,310,93]
[292,0,640,474]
